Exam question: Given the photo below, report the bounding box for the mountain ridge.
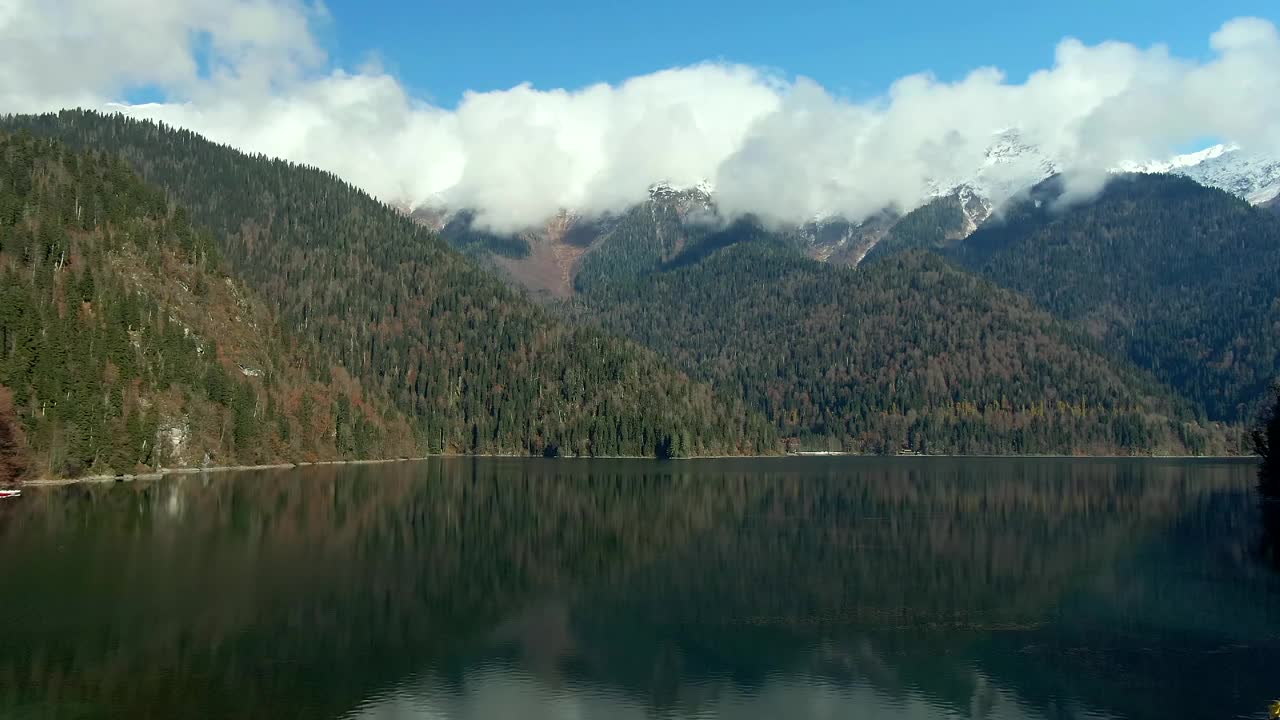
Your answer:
[0,130,421,478]
[952,172,1280,422]
[572,243,1233,455]
[4,110,779,463]
[419,132,1280,298]
[2,111,1269,467]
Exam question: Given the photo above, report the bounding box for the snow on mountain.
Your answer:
[1165,149,1280,205]
[648,179,714,202]
[935,132,1280,210]
[1117,144,1236,174]
[954,184,995,235]
[1116,144,1280,205]
[420,131,1280,285]
[927,129,1060,207]
[642,130,1280,267]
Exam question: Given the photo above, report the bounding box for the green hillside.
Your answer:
[955,173,1280,422]
[573,244,1230,455]
[862,192,976,263]
[3,111,777,462]
[0,131,421,478]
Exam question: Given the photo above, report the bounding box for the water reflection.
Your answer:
[0,458,1274,720]
[1259,458,1280,570]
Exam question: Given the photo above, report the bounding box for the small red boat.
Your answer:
[0,488,21,500]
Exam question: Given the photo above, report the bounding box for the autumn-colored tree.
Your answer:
[0,386,29,484]
[0,115,775,464]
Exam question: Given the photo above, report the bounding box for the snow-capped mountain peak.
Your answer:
[1117,144,1238,174]
[1112,144,1280,205]
[927,129,1059,207]
[942,133,1280,211]
[648,178,715,200]
[1169,149,1280,205]
[983,129,1038,166]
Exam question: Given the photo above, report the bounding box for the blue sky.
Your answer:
[23,0,1274,229]
[322,0,1280,106]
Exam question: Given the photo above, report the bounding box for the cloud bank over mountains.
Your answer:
[4,0,1280,230]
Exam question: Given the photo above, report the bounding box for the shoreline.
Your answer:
[17,452,1256,487]
[21,456,436,487]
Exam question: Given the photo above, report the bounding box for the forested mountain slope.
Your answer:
[427,184,721,298]
[5,111,776,460]
[953,173,1280,422]
[8,111,1258,460]
[0,132,421,478]
[861,191,984,263]
[431,185,903,298]
[573,245,1231,455]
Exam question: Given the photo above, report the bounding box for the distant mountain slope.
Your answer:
[432,184,903,298]
[861,187,991,263]
[7,111,776,459]
[574,245,1229,455]
[422,131,1280,295]
[0,131,420,478]
[1122,144,1280,205]
[956,173,1280,422]
[428,183,722,298]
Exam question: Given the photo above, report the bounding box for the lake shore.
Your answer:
[21,456,436,487]
[16,451,1255,487]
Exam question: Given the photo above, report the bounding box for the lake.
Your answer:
[0,458,1276,719]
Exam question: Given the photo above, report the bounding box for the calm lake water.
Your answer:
[0,458,1276,720]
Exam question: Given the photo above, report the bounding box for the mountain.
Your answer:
[927,129,1059,206]
[834,132,1280,261]
[954,173,1280,422]
[424,164,1274,447]
[933,133,1280,211]
[5,111,777,461]
[0,130,421,478]
[5,111,1264,462]
[912,138,1280,256]
[430,183,963,299]
[424,129,1280,300]
[572,243,1229,455]
[858,187,993,263]
[426,182,721,298]
[1121,144,1280,206]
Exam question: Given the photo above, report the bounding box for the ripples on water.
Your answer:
[0,457,1275,720]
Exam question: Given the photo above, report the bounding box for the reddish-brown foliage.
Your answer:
[0,386,30,485]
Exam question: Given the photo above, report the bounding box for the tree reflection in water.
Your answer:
[0,457,1275,720]
[1254,387,1280,568]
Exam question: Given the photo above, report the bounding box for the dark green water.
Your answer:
[0,458,1276,719]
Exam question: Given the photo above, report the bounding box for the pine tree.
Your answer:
[1253,385,1280,496]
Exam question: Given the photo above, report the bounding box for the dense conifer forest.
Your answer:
[2,112,1272,472]
[952,174,1280,423]
[861,194,974,262]
[0,131,425,478]
[2,112,776,469]
[426,164,1278,457]
[572,244,1232,454]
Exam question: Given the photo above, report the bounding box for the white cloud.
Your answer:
[4,0,1280,231]
[0,0,323,111]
